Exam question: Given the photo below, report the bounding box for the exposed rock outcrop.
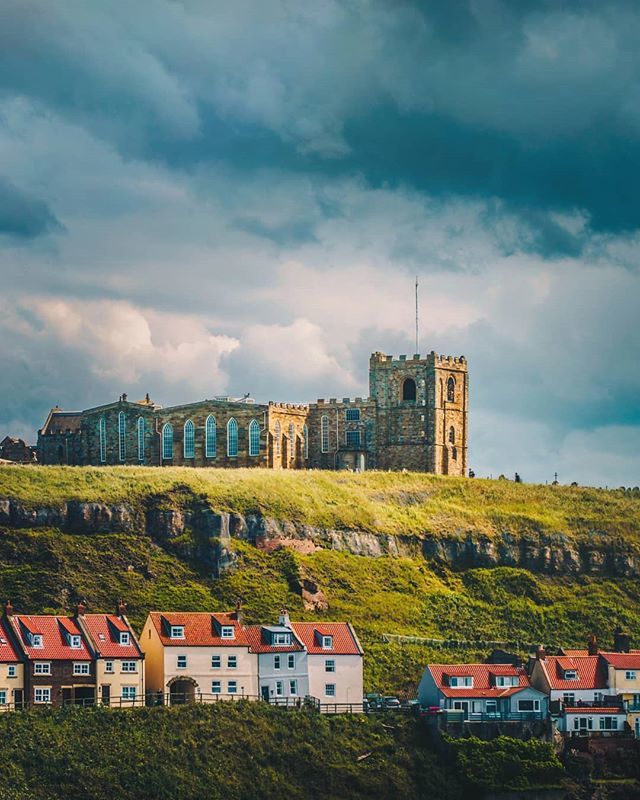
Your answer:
[0,497,638,578]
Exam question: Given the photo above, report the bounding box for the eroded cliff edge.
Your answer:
[1,496,638,578]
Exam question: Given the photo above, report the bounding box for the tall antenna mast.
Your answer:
[415,275,419,353]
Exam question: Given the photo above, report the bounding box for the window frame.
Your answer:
[287,653,295,670]
[227,655,237,669]
[227,418,238,457]
[227,680,237,695]
[176,654,187,670]
[517,698,540,712]
[34,662,51,675]
[274,655,281,670]
[205,415,217,458]
[7,665,16,678]
[274,421,281,456]
[289,679,297,696]
[162,423,174,460]
[99,416,107,463]
[73,662,90,676]
[118,411,126,462]
[447,376,455,402]
[211,680,221,694]
[34,687,51,704]
[275,680,284,697]
[121,661,137,673]
[288,422,295,459]
[211,655,221,669]
[345,429,361,448]
[119,631,130,646]
[321,636,333,650]
[69,634,81,649]
[273,633,291,646]
[320,415,330,453]
[137,416,145,461]
[325,659,336,673]
[105,661,114,674]
[625,670,637,680]
[183,419,195,459]
[345,408,360,422]
[121,686,137,701]
[325,683,336,697]
[303,424,309,459]
[220,626,235,639]
[169,626,184,640]
[249,419,260,457]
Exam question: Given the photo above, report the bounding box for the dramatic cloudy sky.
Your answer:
[1,0,639,486]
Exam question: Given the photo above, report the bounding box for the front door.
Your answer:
[261,686,270,702]
[13,689,23,710]
[62,688,72,706]
[101,685,111,706]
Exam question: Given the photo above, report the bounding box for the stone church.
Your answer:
[37,351,468,475]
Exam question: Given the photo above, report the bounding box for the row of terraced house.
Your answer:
[418,632,640,741]
[0,603,363,712]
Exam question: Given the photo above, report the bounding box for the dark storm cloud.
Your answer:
[0,179,61,239]
[1,0,640,485]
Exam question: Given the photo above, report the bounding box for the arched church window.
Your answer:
[227,418,238,457]
[447,377,455,402]
[449,426,455,444]
[205,415,216,458]
[99,416,106,463]
[289,423,295,459]
[274,421,281,456]
[321,415,329,453]
[402,378,416,401]
[137,417,145,461]
[452,446,458,461]
[303,425,309,459]
[249,419,260,457]
[184,420,195,459]
[118,411,126,462]
[162,423,173,460]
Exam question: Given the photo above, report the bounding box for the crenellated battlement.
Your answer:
[369,351,467,367]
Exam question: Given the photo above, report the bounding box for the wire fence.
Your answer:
[382,633,537,651]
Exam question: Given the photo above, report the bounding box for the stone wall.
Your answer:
[307,399,377,470]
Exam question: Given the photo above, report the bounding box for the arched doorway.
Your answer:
[168,677,198,705]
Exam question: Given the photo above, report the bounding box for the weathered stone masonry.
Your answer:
[37,351,469,475]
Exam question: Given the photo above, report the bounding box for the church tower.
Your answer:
[369,351,468,475]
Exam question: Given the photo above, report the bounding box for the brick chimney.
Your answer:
[116,599,127,617]
[233,599,243,624]
[75,602,87,617]
[587,634,598,656]
[4,601,14,617]
[279,607,291,628]
[535,645,546,661]
[614,628,631,653]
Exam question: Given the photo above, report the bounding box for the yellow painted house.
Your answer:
[0,615,24,710]
[140,610,258,703]
[601,652,640,737]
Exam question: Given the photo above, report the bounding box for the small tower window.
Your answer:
[162,423,173,460]
[183,420,195,459]
[227,418,238,457]
[448,426,455,444]
[249,419,260,457]
[452,446,458,461]
[447,377,455,402]
[402,378,416,401]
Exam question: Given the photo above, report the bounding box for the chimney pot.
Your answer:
[588,633,598,656]
[76,602,86,617]
[116,599,127,617]
[4,601,14,617]
[234,599,243,623]
[535,645,546,661]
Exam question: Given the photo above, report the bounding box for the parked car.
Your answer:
[379,696,401,710]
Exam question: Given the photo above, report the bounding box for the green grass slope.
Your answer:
[2,465,640,540]
[0,704,566,800]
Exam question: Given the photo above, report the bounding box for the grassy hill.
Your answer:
[2,465,640,540]
[1,467,640,694]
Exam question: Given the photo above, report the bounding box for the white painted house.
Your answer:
[246,611,309,703]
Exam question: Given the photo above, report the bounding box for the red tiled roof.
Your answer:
[428,663,535,698]
[82,614,141,659]
[11,615,92,660]
[539,655,607,690]
[600,652,640,670]
[245,625,304,653]
[0,619,20,662]
[290,622,362,655]
[564,707,625,714]
[149,612,249,647]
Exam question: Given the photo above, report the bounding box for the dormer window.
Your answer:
[169,626,184,640]
[494,675,518,687]
[221,626,235,639]
[321,636,333,650]
[120,631,130,645]
[564,670,578,680]
[273,633,291,646]
[31,634,43,648]
[69,634,81,648]
[449,676,473,688]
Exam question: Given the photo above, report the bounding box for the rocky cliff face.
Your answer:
[0,497,638,578]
